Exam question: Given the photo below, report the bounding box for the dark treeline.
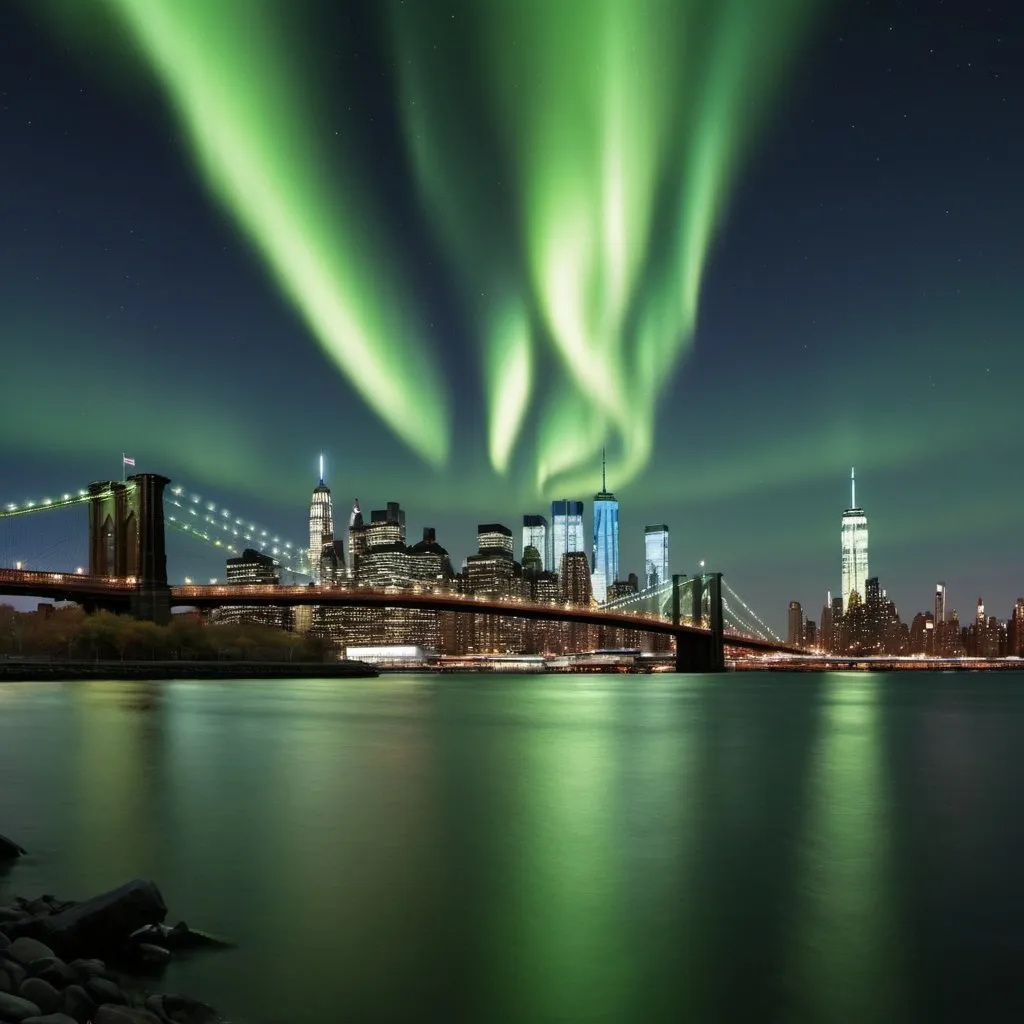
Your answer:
[0,604,335,662]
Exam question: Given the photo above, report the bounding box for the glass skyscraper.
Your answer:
[522,514,548,570]
[591,455,618,604]
[644,524,669,589]
[550,499,584,576]
[841,467,869,612]
[308,454,334,584]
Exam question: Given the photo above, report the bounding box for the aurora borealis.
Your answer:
[1,0,1022,626]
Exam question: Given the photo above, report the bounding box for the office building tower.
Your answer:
[465,523,524,653]
[522,515,548,570]
[366,502,406,548]
[550,500,585,571]
[1011,598,1024,657]
[521,544,543,575]
[788,601,803,647]
[840,467,869,613]
[591,450,619,604]
[224,547,288,629]
[820,593,833,654]
[644,524,670,589]
[307,455,334,584]
[348,499,367,575]
[478,523,514,556]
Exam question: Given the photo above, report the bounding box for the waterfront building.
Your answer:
[841,468,869,613]
[591,452,619,604]
[644,525,670,589]
[550,500,585,572]
[307,455,335,584]
[522,515,548,570]
[223,547,288,629]
[1011,598,1024,657]
[465,523,524,654]
[348,499,367,576]
[820,593,833,653]
[560,550,595,653]
[787,601,803,647]
[366,501,406,548]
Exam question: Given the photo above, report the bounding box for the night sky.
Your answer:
[1,0,1021,633]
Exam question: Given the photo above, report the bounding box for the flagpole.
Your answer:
[121,452,125,484]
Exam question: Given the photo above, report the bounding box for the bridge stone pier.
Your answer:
[672,572,725,673]
[88,473,171,623]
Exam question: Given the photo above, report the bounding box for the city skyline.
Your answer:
[0,2,1021,630]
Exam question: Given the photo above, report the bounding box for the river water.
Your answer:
[1,672,1023,1023]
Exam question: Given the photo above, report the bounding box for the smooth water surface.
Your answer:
[2,672,1024,1023]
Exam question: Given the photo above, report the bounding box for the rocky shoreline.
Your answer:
[1,836,231,1024]
[0,659,377,682]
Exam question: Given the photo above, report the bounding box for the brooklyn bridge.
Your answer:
[0,473,798,672]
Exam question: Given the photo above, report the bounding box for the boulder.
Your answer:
[0,908,30,927]
[19,978,61,1015]
[85,976,129,1006]
[67,959,110,983]
[0,989,41,1022]
[22,1014,78,1024]
[0,834,26,859]
[59,984,95,1024]
[27,958,77,990]
[0,967,13,994]
[7,939,56,967]
[1,956,28,989]
[0,933,10,952]
[144,994,224,1024]
[26,881,167,959]
[93,1008,163,1024]
[130,923,232,952]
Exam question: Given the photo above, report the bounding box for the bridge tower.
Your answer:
[671,572,725,673]
[87,473,171,624]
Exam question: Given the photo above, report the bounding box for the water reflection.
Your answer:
[786,675,906,1022]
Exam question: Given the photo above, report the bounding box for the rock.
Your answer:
[19,978,61,1015]
[93,1008,163,1024]
[0,990,41,1022]
[0,834,26,859]
[27,958,77,990]
[67,958,109,983]
[85,976,128,1006]
[0,967,12,994]
[1,956,28,989]
[144,994,224,1024]
[129,943,171,969]
[0,909,30,926]
[59,984,95,1024]
[0,933,9,952]
[27,881,167,960]
[22,1014,78,1024]
[7,939,56,967]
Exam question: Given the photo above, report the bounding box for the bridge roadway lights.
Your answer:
[672,572,725,673]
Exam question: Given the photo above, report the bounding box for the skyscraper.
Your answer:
[787,601,804,647]
[591,451,619,604]
[644,524,670,589]
[840,467,869,613]
[522,515,548,570]
[550,500,584,573]
[308,455,335,585]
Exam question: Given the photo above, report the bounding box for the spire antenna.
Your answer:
[601,447,607,492]
[851,466,856,509]
[319,453,325,485]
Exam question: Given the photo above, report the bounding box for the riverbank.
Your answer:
[0,659,377,681]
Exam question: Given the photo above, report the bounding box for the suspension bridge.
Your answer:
[0,472,795,671]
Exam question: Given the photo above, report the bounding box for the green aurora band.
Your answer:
[52,0,825,498]
[88,0,449,467]
[392,0,825,495]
